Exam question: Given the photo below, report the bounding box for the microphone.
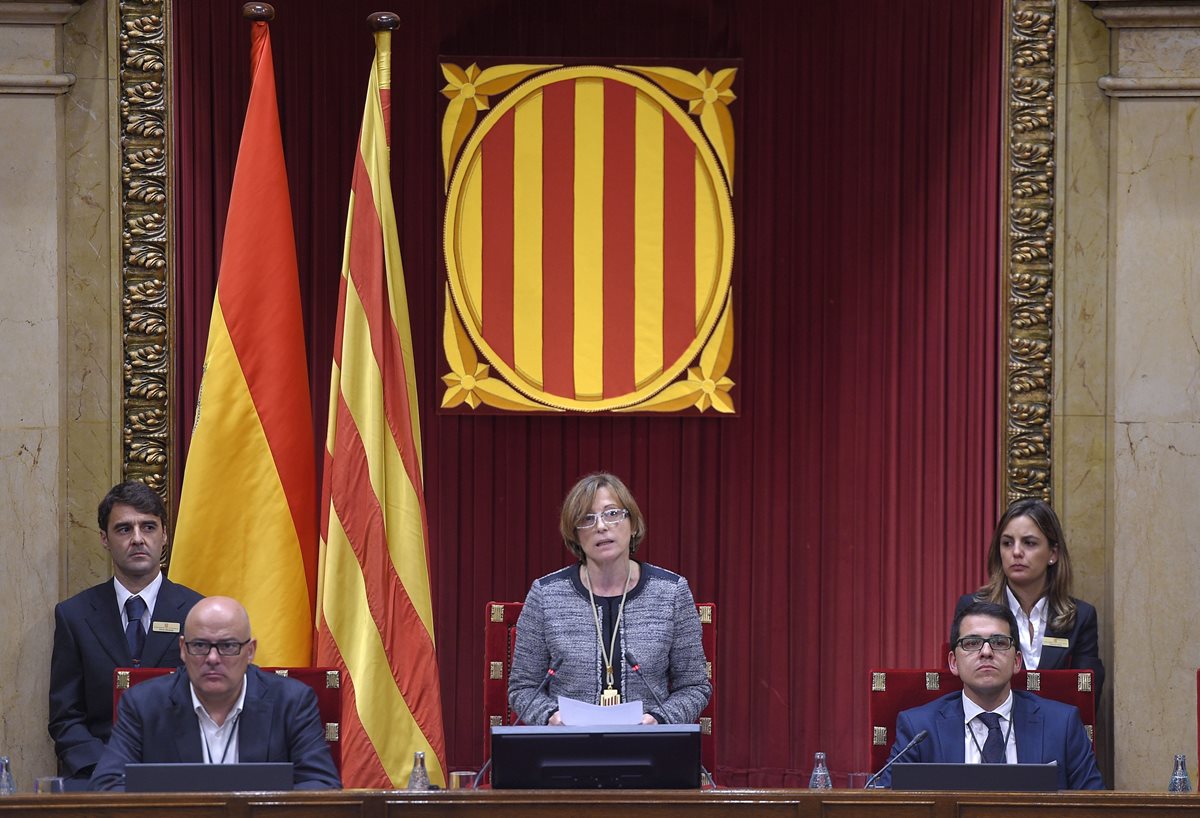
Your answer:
[625,650,669,715]
[536,657,563,697]
[517,657,563,725]
[626,649,715,787]
[864,729,928,789]
[478,658,565,789]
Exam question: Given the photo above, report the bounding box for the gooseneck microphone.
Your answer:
[625,649,716,788]
[519,657,564,724]
[535,657,561,695]
[476,658,564,789]
[624,650,669,713]
[864,729,929,789]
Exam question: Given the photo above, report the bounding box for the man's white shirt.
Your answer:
[961,690,1018,764]
[190,678,247,764]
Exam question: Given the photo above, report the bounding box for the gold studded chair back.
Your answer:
[868,667,1096,771]
[113,666,343,771]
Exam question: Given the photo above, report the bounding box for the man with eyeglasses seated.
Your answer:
[876,599,1103,790]
[90,596,340,791]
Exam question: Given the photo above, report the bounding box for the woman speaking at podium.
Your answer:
[956,498,1105,697]
[508,473,711,726]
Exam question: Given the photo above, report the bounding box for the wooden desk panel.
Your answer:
[0,789,1197,817]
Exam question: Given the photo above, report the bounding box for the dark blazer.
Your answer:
[48,577,203,777]
[879,690,1104,790]
[954,593,1104,699]
[89,664,341,791]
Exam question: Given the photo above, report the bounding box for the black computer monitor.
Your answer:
[490,724,701,789]
[890,762,1059,791]
[124,762,294,792]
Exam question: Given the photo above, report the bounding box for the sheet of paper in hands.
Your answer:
[557,696,645,725]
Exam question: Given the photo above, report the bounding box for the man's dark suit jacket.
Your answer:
[89,664,341,791]
[878,690,1104,790]
[48,577,203,778]
[954,593,1105,698]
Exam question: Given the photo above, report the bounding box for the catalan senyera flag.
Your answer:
[171,18,317,666]
[314,25,446,788]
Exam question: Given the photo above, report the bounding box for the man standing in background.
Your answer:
[48,481,203,785]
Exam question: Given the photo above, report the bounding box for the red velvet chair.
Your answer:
[484,600,716,773]
[868,667,1096,771]
[113,666,343,771]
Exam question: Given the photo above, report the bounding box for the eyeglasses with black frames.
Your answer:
[183,638,252,656]
[955,635,1016,653]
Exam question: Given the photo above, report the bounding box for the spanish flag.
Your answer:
[314,17,447,788]
[171,16,317,666]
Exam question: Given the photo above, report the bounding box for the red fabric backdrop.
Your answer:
[173,0,1001,785]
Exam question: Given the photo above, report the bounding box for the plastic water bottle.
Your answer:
[1169,753,1192,792]
[808,751,832,789]
[407,750,431,790]
[0,756,15,795]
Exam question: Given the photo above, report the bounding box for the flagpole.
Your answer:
[242,3,274,22]
[172,0,318,667]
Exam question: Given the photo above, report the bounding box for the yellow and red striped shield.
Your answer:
[441,64,737,413]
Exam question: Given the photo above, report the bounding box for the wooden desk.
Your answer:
[0,789,1196,817]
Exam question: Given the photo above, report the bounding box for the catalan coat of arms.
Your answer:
[439,60,739,413]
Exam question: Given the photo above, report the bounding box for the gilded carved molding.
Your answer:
[126,0,1055,506]
[117,0,172,509]
[1003,0,1056,503]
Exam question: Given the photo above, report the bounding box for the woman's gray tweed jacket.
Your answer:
[507,561,711,726]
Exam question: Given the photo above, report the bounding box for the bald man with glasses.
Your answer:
[90,596,340,791]
[876,600,1103,790]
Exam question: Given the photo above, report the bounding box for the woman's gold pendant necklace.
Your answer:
[600,672,621,706]
[586,561,631,707]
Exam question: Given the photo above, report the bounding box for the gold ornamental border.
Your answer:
[1003,0,1056,503]
[124,0,1053,504]
[118,0,173,516]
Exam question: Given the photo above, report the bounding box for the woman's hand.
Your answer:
[548,710,563,726]
[641,713,659,725]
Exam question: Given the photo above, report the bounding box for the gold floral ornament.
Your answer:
[620,65,737,187]
[620,295,735,414]
[440,287,556,412]
[440,62,560,192]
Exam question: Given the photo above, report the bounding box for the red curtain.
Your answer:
[173,0,1001,785]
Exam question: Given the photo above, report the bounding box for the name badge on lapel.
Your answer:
[1043,636,1069,649]
[151,621,181,633]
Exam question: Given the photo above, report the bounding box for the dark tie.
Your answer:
[125,595,147,666]
[977,712,1006,763]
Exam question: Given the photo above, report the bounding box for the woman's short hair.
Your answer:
[976,498,1076,632]
[558,472,646,561]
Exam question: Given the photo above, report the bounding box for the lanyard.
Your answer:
[968,712,1014,761]
[583,561,632,702]
[201,712,241,764]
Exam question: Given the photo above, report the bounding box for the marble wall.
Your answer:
[1083,0,1200,791]
[1055,0,1115,783]
[0,0,116,791]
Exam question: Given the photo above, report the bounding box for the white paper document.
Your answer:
[557,695,644,726]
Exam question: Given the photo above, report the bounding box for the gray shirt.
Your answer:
[508,562,711,726]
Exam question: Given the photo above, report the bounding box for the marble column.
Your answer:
[1087,0,1200,791]
[0,0,100,792]
[1056,0,1113,783]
